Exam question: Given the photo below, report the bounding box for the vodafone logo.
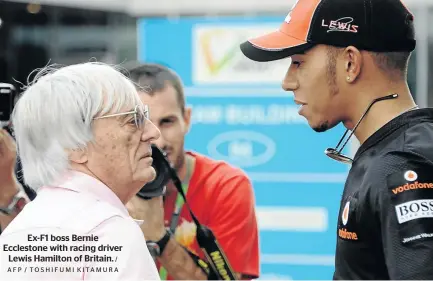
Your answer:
[342,202,350,226]
[404,170,418,182]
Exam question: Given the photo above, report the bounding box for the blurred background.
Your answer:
[0,0,431,279]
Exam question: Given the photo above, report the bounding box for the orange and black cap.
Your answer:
[240,0,416,62]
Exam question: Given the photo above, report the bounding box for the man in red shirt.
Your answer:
[125,63,260,280]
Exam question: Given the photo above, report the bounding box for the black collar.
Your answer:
[353,108,433,162]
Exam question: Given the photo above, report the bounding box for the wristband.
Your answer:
[146,229,172,257]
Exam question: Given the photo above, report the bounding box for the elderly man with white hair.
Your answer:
[0,62,162,280]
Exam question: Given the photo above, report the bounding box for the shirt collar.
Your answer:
[354,108,433,161]
[51,171,132,219]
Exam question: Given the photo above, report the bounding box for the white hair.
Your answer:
[12,62,143,191]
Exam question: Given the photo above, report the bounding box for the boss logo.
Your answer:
[395,199,433,224]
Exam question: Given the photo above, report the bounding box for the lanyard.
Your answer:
[169,154,193,234]
[159,156,193,280]
[168,182,188,234]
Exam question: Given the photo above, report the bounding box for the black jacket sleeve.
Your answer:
[376,151,433,279]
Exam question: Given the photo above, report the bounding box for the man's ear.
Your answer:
[183,107,192,134]
[68,147,88,164]
[343,46,363,83]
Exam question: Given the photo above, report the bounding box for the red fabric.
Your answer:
[159,151,260,279]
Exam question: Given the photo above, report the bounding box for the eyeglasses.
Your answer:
[93,104,149,129]
[325,94,399,164]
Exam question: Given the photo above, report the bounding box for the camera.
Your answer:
[136,144,170,199]
[0,83,15,128]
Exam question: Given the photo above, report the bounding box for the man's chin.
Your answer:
[135,166,157,184]
[312,125,330,133]
[167,155,180,170]
[310,121,329,133]
[146,166,157,182]
[311,120,340,133]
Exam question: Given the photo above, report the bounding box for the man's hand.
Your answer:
[126,195,209,280]
[125,194,243,280]
[126,196,166,241]
[0,128,20,206]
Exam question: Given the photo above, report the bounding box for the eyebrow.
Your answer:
[158,114,178,122]
[121,114,132,120]
[119,110,135,121]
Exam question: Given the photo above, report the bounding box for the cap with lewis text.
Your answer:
[240,0,416,62]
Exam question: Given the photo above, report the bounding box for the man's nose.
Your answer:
[150,133,166,150]
[282,68,299,92]
[141,120,161,143]
[149,126,167,150]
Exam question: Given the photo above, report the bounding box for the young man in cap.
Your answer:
[241,0,433,279]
